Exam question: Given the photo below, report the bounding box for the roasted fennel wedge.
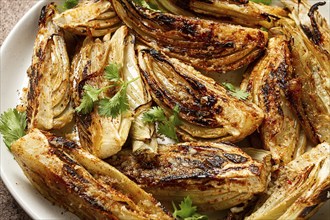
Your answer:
[138,48,264,142]
[107,142,271,211]
[11,129,172,220]
[27,3,73,130]
[275,16,330,144]
[111,0,268,73]
[73,27,134,159]
[170,0,288,28]
[246,142,330,220]
[54,0,121,37]
[281,0,330,56]
[241,35,307,165]
[121,28,158,155]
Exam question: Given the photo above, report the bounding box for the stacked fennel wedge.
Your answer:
[0,0,329,219]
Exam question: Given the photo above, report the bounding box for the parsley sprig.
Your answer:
[222,82,249,100]
[172,196,208,220]
[0,109,27,150]
[142,105,181,141]
[76,63,138,118]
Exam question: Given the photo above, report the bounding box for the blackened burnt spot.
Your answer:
[299,205,318,218]
[62,164,90,184]
[82,61,91,78]
[39,6,47,26]
[307,1,326,46]
[196,0,213,3]
[181,21,197,36]
[300,24,314,39]
[156,14,176,26]
[249,164,260,175]
[205,155,224,168]
[223,153,247,163]
[37,48,43,60]
[261,82,270,112]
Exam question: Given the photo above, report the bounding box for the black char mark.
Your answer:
[142,49,221,127]
[306,1,326,46]
[223,153,248,163]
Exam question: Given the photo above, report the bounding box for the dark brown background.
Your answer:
[1,1,36,219]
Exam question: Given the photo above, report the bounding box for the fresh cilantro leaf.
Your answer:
[0,109,26,149]
[158,120,178,141]
[142,106,167,123]
[84,85,104,102]
[222,82,249,100]
[143,105,181,141]
[250,0,272,5]
[64,0,79,9]
[222,82,236,92]
[98,85,129,118]
[172,196,208,220]
[76,92,94,114]
[61,0,79,11]
[104,63,120,82]
[98,78,138,118]
[260,27,268,32]
[76,84,104,114]
[134,0,162,11]
[170,105,182,126]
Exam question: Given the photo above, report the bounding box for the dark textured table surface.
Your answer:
[1,1,36,219]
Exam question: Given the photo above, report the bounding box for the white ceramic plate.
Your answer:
[0,1,329,219]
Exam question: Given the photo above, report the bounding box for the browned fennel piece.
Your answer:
[241,35,307,166]
[121,32,158,155]
[168,0,288,28]
[72,26,136,159]
[26,3,74,131]
[53,0,122,37]
[137,48,264,142]
[10,129,173,220]
[111,0,269,73]
[281,0,330,57]
[107,142,272,211]
[276,17,330,144]
[245,142,330,220]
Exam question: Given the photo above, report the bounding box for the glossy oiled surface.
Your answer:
[0,0,329,220]
[0,1,35,219]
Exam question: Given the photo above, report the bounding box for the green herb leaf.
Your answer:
[250,0,272,5]
[170,105,182,127]
[143,105,181,141]
[62,0,79,11]
[222,82,249,100]
[76,84,103,114]
[158,120,178,141]
[260,27,268,32]
[104,63,120,82]
[98,85,129,118]
[134,0,161,11]
[142,106,167,123]
[172,196,208,220]
[98,78,138,118]
[0,109,26,149]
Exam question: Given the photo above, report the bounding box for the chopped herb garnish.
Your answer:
[134,0,162,11]
[0,109,27,150]
[63,0,79,10]
[222,82,249,100]
[98,77,137,118]
[172,196,208,220]
[143,105,181,141]
[76,63,137,117]
[250,0,272,5]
